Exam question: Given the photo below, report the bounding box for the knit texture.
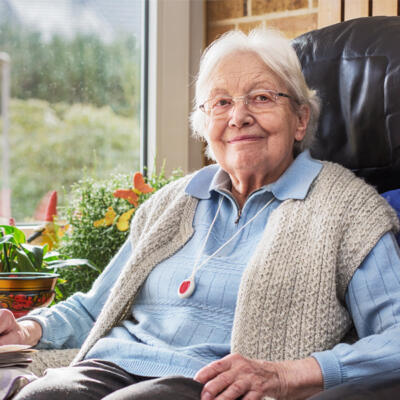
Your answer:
[30,349,78,376]
[73,162,399,364]
[231,163,399,361]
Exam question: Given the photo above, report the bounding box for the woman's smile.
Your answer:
[227,134,265,144]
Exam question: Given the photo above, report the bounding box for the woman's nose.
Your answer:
[228,101,254,128]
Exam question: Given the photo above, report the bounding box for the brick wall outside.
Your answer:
[206,0,318,45]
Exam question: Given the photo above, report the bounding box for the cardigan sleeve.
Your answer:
[312,232,400,389]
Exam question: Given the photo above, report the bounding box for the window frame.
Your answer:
[143,0,205,176]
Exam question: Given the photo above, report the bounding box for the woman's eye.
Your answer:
[254,94,272,102]
[214,98,231,107]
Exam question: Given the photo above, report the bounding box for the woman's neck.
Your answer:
[227,156,294,208]
[230,174,268,209]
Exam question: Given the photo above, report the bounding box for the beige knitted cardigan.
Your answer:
[73,161,399,364]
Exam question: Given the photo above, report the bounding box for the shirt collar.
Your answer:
[185,150,323,201]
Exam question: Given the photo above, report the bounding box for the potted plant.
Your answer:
[57,167,182,298]
[0,224,96,317]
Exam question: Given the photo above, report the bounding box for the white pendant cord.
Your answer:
[191,195,275,278]
[178,195,275,298]
[191,196,225,277]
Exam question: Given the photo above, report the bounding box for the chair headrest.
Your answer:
[292,16,400,193]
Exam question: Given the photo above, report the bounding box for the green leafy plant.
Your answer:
[57,166,183,299]
[0,224,98,301]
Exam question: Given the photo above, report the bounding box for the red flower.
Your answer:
[113,172,154,206]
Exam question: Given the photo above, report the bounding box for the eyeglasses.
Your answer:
[199,89,294,118]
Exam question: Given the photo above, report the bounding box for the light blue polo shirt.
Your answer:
[84,150,323,377]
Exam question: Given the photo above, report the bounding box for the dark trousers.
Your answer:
[14,359,400,400]
[14,359,204,400]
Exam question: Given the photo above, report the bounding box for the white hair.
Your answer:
[190,28,320,158]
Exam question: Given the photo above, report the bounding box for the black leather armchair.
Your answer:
[292,16,400,194]
[292,16,400,399]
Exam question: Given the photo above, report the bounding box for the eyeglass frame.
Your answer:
[199,89,296,117]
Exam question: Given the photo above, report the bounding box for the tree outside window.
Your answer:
[0,0,142,222]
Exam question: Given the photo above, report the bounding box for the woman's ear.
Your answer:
[294,104,310,141]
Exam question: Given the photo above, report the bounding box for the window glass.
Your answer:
[0,0,142,222]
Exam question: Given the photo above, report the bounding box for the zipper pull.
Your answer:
[235,208,242,224]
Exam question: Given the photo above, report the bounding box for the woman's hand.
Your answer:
[194,353,323,400]
[0,309,42,346]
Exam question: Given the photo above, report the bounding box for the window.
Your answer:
[0,0,142,222]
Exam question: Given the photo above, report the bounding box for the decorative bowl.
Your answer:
[0,272,59,318]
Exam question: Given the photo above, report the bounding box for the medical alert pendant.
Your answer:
[178,276,195,298]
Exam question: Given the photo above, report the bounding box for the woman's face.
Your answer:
[204,51,309,184]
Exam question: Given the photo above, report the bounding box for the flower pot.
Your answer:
[0,272,59,318]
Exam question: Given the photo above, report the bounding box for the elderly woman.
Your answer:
[1,29,400,400]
